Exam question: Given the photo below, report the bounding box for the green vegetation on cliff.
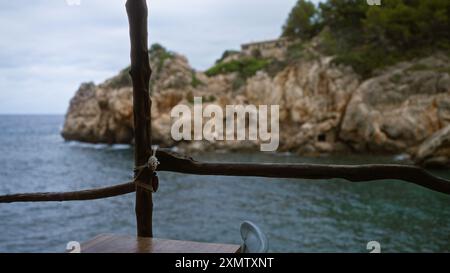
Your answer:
[205,58,270,78]
[283,0,450,77]
[149,43,174,74]
[105,43,175,89]
[105,66,132,89]
[282,0,321,40]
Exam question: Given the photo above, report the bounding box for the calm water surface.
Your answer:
[0,115,449,252]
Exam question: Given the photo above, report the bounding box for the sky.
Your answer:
[0,0,320,114]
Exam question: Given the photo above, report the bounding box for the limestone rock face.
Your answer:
[62,82,134,144]
[62,44,450,166]
[340,54,450,155]
[244,57,360,154]
[62,49,195,145]
[414,125,450,167]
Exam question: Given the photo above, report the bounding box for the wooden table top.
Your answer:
[80,234,241,253]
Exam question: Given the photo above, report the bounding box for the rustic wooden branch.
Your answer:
[156,150,450,195]
[0,149,449,204]
[126,0,153,238]
[0,182,135,203]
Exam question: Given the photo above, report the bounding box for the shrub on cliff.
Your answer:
[105,66,132,89]
[106,43,175,89]
[149,43,174,74]
[205,58,270,78]
[215,50,240,64]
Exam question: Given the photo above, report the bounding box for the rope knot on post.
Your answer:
[134,145,160,194]
[148,145,160,172]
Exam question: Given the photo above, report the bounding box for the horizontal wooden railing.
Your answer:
[0,182,135,203]
[0,149,449,203]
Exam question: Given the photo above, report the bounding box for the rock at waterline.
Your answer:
[414,125,450,168]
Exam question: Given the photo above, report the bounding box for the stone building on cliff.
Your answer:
[241,37,297,60]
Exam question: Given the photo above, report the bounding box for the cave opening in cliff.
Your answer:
[317,133,326,142]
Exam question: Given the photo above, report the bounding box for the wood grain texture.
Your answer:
[81,234,241,253]
[126,0,153,238]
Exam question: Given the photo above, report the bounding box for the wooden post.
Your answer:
[126,0,153,237]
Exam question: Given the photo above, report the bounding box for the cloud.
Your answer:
[0,0,301,114]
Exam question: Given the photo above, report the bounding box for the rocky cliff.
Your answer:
[62,43,450,167]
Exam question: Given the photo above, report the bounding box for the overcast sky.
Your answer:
[0,0,321,114]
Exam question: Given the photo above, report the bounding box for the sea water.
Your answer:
[0,115,449,252]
